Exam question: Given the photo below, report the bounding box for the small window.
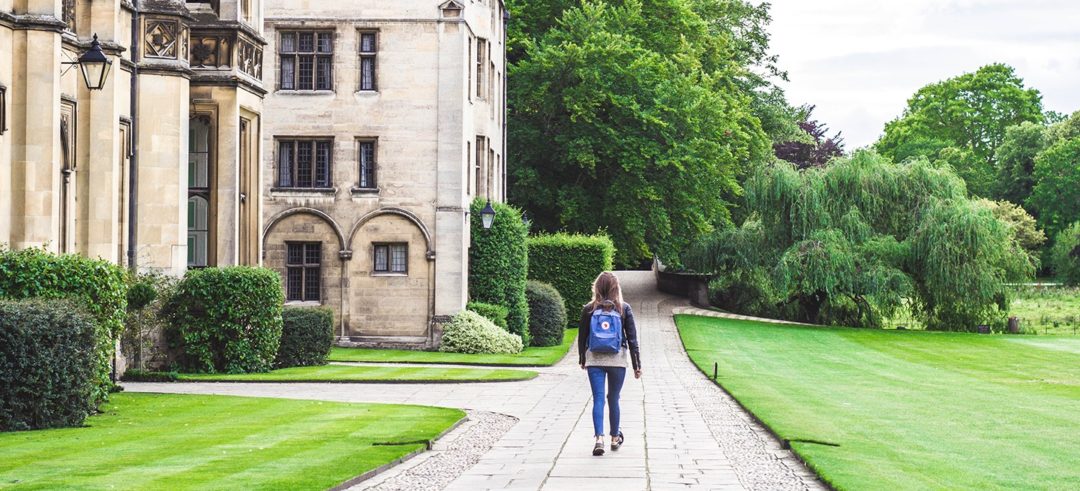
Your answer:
[286,242,321,301]
[475,136,485,197]
[1,85,8,135]
[359,32,377,91]
[358,139,376,188]
[187,196,209,267]
[373,243,408,274]
[188,118,210,188]
[277,139,332,188]
[279,31,334,91]
[476,38,486,100]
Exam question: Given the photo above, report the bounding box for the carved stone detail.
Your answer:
[145,19,180,59]
[238,37,263,80]
[190,35,233,69]
[62,0,76,31]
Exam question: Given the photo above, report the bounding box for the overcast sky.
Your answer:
[767,0,1080,149]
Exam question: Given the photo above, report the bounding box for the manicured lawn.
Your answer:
[329,328,578,366]
[676,314,1080,491]
[178,364,537,383]
[0,393,463,490]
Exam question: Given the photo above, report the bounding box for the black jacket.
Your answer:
[578,302,641,371]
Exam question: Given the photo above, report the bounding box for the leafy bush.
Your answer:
[0,247,127,404]
[440,310,523,354]
[122,273,178,371]
[527,233,615,317]
[276,307,335,368]
[1050,222,1080,286]
[120,369,179,383]
[525,281,567,347]
[466,301,509,329]
[469,198,530,343]
[0,299,97,431]
[164,267,284,373]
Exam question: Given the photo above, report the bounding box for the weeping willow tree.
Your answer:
[684,151,1034,330]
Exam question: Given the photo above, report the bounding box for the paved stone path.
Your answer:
[125,271,823,490]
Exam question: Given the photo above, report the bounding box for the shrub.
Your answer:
[276,307,335,368]
[525,281,567,347]
[1050,222,1080,286]
[466,301,509,329]
[122,273,178,371]
[0,247,127,404]
[469,198,530,343]
[0,300,97,431]
[440,310,523,354]
[120,369,179,383]
[527,233,615,317]
[164,267,284,373]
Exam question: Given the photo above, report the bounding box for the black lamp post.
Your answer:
[64,34,112,91]
[480,200,496,230]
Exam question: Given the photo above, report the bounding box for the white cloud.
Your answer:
[767,0,1080,148]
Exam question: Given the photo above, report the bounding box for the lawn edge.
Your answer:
[173,372,539,384]
[329,411,470,491]
[327,330,579,367]
[672,313,837,491]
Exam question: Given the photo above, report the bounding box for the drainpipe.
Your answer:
[126,1,140,272]
[501,7,509,202]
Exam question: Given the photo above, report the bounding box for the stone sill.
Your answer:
[285,300,323,308]
[372,272,409,278]
[274,89,336,96]
[351,186,379,196]
[270,187,336,197]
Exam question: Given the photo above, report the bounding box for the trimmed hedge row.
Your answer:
[525,281,567,347]
[1051,222,1080,286]
[440,310,523,354]
[467,301,509,329]
[276,307,334,368]
[0,300,97,431]
[165,266,284,374]
[527,233,615,318]
[469,199,530,343]
[0,247,127,404]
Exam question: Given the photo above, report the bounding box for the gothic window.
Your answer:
[373,243,408,274]
[359,32,377,91]
[277,139,332,188]
[279,31,333,91]
[357,139,376,189]
[286,242,321,301]
[187,116,213,268]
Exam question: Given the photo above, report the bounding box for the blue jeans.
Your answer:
[587,366,626,437]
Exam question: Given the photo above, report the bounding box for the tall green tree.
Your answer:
[1028,137,1080,240]
[993,121,1049,205]
[876,64,1044,197]
[508,1,770,266]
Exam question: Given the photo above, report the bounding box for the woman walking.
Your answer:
[578,272,642,456]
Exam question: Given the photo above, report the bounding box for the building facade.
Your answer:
[0,0,266,273]
[262,0,507,346]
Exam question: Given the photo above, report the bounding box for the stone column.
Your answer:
[433,18,468,317]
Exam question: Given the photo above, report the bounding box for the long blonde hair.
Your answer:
[587,272,624,315]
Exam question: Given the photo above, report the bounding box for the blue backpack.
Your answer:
[588,304,623,354]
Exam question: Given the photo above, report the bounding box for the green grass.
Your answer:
[676,314,1080,491]
[177,364,537,383]
[329,328,578,366]
[0,393,463,490]
[1009,285,1080,335]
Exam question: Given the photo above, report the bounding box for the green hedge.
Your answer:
[440,310,523,354]
[120,369,180,383]
[0,247,127,404]
[0,300,97,431]
[466,301,509,329]
[527,233,615,318]
[276,307,335,368]
[164,267,284,373]
[469,199,530,344]
[1051,222,1080,286]
[525,280,567,347]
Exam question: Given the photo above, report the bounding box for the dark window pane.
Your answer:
[304,267,320,301]
[298,55,314,90]
[280,57,295,90]
[287,243,303,265]
[360,33,376,53]
[280,33,296,53]
[297,142,312,187]
[316,56,332,90]
[286,267,303,300]
[278,141,293,187]
[315,141,331,187]
[298,32,314,52]
[359,142,375,188]
[317,33,333,53]
[374,245,388,272]
[360,57,375,91]
[390,244,407,273]
[305,243,321,265]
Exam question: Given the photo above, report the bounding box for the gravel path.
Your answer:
[124,271,824,490]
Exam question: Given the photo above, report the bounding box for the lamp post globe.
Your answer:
[78,34,112,91]
[480,200,496,230]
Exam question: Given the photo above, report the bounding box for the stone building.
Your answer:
[261,0,508,346]
[0,0,265,273]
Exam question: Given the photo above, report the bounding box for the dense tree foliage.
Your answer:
[508,0,786,266]
[979,199,1046,267]
[876,64,1044,198]
[774,105,845,169]
[684,151,1033,331]
[993,122,1049,205]
[1049,222,1080,286]
[1028,137,1080,240]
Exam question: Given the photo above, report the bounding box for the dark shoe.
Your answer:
[592,441,605,456]
[611,431,624,451]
